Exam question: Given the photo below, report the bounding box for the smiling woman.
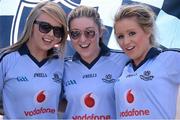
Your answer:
[61,5,129,119]
[0,1,67,119]
[113,3,180,119]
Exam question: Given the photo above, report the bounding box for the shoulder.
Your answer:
[64,56,73,62]
[105,49,129,66]
[109,49,125,54]
[156,48,180,62]
[0,50,17,62]
[162,48,180,53]
[108,49,129,59]
[160,48,180,56]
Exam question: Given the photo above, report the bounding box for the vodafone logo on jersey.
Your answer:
[73,93,111,119]
[36,90,46,103]
[34,90,48,104]
[23,90,56,117]
[126,89,135,104]
[84,93,95,108]
[81,92,98,110]
[120,89,150,118]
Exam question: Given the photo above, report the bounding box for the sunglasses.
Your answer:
[69,29,96,40]
[34,20,64,39]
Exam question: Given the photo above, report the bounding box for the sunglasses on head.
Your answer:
[34,20,64,39]
[69,29,96,40]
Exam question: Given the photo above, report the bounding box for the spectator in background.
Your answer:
[62,5,129,119]
[0,1,67,119]
[113,3,180,119]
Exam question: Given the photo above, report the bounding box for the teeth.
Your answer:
[80,44,89,48]
[44,38,52,42]
[126,46,135,50]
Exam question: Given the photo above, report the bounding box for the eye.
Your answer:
[116,34,124,40]
[85,30,95,38]
[70,30,81,39]
[129,32,136,36]
[54,27,64,38]
[40,22,51,29]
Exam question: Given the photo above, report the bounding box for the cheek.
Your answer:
[117,40,124,49]
[71,40,78,49]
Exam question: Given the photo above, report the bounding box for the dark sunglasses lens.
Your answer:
[70,31,81,40]
[53,27,64,38]
[84,30,95,39]
[39,22,52,33]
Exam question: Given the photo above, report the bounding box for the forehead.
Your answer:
[70,17,98,30]
[36,12,60,25]
[115,17,141,32]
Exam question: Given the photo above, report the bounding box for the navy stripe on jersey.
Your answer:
[18,44,49,67]
[127,47,161,71]
[162,48,180,52]
[109,49,125,53]
[0,51,11,62]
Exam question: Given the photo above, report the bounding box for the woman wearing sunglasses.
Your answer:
[0,1,67,119]
[62,5,129,119]
[113,4,180,119]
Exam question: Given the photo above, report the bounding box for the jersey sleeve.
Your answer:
[166,51,180,84]
[0,58,4,96]
[0,56,4,113]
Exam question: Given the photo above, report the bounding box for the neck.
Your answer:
[26,42,47,62]
[82,47,101,64]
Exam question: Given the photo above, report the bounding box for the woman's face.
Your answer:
[69,17,102,63]
[29,12,64,53]
[115,17,152,65]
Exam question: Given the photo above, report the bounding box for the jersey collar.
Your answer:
[18,43,58,67]
[18,43,58,58]
[72,43,110,61]
[72,43,110,69]
[128,47,161,71]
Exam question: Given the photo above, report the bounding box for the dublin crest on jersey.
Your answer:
[140,70,154,81]
[52,72,62,83]
[102,74,116,83]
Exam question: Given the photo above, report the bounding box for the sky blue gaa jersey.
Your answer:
[114,47,180,119]
[62,44,129,119]
[0,44,63,119]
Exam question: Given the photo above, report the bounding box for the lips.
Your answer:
[79,43,90,48]
[125,46,135,51]
[43,38,53,43]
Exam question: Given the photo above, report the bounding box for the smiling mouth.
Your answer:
[80,44,90,48]
[125,46,135,51]
[43,38,52,42]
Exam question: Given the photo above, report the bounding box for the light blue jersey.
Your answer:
[63,44,129,119]
[0,44,63,119]
[114,47,180,119]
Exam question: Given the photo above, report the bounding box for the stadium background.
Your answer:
[0,0,180,118]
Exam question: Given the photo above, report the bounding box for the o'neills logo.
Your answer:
[72,114,111,120]
[120,108,150,117]
[24,107,56,116]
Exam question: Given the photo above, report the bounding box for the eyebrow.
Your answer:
[70,27,96,31]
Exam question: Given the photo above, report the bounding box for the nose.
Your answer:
[48,29,54,36]
[79,33,86,42]
[123,36,131,45]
